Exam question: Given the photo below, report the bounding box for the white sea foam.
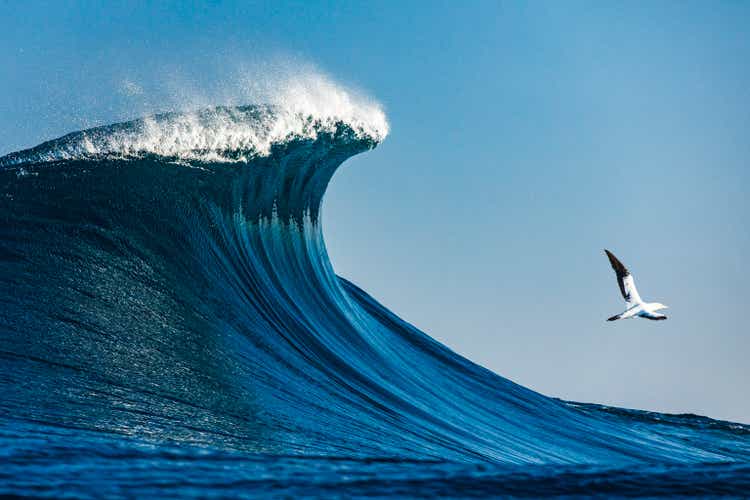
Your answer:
[2,71,388,166]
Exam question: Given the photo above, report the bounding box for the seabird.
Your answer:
[604,249,668,321]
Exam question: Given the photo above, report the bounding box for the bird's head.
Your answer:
[653,303,669,311]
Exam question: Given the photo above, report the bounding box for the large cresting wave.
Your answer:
[1,92,749,495]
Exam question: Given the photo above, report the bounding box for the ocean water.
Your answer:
[0,104,748,498]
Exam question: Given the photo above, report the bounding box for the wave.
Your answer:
[0,102,387,166]
[1,102,748,495]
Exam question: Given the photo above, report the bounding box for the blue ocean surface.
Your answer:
[1,105,748,498]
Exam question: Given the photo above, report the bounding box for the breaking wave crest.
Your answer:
[1,97,387,166]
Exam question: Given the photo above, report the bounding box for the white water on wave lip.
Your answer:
[3,71,389,165]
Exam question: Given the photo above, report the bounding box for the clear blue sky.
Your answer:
[1,1,748,423]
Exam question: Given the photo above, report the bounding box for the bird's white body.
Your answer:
[615,302,669,321]
[604,250,668,322]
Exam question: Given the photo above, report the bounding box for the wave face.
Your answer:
[1,105,748,497]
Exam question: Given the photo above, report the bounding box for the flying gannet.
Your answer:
[604,249,668,321]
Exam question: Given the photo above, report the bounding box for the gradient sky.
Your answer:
[1,1,748,423]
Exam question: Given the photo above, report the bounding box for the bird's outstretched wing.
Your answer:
[604,249,642,305]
